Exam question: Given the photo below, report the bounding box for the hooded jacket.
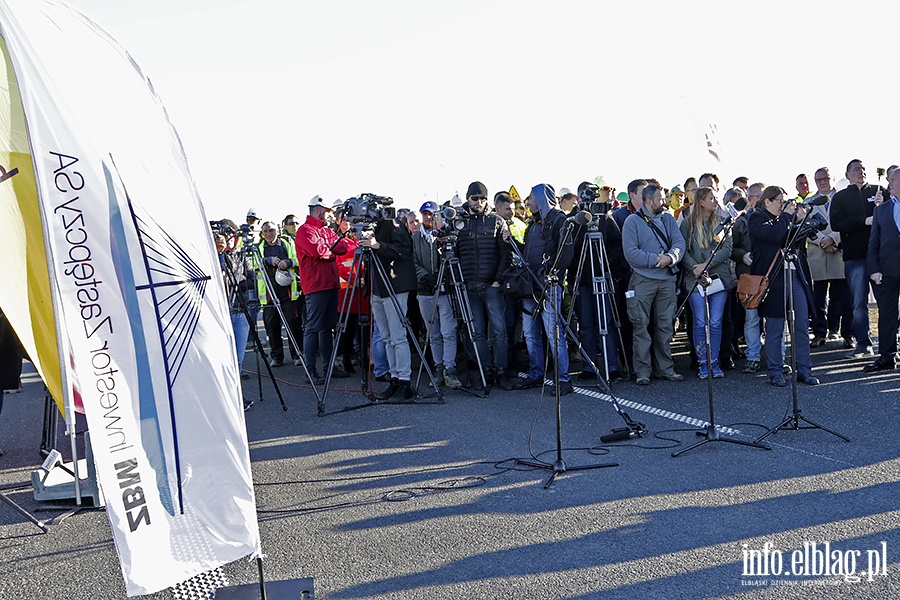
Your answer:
[521,184,573,278]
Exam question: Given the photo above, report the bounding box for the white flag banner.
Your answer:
[0,0,261,595]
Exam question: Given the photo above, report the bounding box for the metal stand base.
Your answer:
[673,425,770,458]
[755,411,850,444]
[516,457,618,489]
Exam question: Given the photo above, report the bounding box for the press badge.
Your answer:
[625,290,635,299]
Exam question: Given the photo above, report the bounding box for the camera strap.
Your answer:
[638,211,672,252]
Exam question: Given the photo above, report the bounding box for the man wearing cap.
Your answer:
[256,221,302,368]
[295,195,350,383]
[514,184,575,395]
[412,201,462,388]
[456,181,514,391]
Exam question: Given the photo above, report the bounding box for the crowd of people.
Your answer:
[213,159,900,405]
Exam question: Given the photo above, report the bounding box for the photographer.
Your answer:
[748,186,818,387]
[456,181,514,391]
[359,208,417,400]
[568,181,627,383]
[412,201,462,389]
[214,221,256,371]
[256,220,303,369]
[295,197,349,384]
[515,184,575,395]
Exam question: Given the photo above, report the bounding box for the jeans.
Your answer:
[844,259,873,350]
[304,289,338,375]
[371,321,389,377]
[467,284,508,371]
[743,307,762,362]
[764,274,812,379]
[418,294,458,369]
[688,289,726,367]
[523,286,570,382]
[575,287,619,374]
[231,312,251,370]
[372,292,411,380]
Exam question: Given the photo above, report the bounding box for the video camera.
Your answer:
[342,193,396,222]
[210,219,254,243]
[578,183,611,218]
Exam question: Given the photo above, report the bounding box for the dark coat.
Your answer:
[371,218,416,298]
[748,207,815,320]
[455,206,510,285]
[868,200,900,280]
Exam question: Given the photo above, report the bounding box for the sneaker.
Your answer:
[698,364,709,379]
[331,367,350,379]
[810,336,826,348]
[515,376,542,390]
[742,360,760,374]
[655,372,684,382]
[556,380,574,396]
[842,337,855,349]
[443,366,462,389]
[269,357,283,368]
[307,372,325,386]
[636,377,650,386]
[711,363,725,378]
[292,358,303,366]
[845,347,874,359]
[826,330,840,341]
[432,364,445,388]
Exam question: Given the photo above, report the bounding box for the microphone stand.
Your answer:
[755,205,850,444]
[673,215,770,457]
[514,217,617,488]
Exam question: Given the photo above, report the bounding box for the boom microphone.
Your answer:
[566,210,593,226]
[713,196,748,235]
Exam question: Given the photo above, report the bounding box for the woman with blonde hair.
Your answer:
[679,186,734,379]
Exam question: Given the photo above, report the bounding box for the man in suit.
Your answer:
[865,168,900,372]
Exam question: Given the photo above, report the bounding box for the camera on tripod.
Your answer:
[578,183,611,219]
[341,193,397,237]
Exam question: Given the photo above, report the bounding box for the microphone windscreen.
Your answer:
[808,195,829,206]
[574,210,593,226]
[441,206,457,220]
[600,429,635,443]
[733,196,748,211]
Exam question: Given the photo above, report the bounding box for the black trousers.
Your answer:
[873,276,900,358]
[263,297,303,361]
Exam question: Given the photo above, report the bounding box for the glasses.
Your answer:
[284,221,298,226]
[469,195,487,201]
[814,177,830,182]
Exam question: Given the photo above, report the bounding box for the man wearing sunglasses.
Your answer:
[456,181,514,391]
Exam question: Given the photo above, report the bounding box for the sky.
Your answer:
[66,0,900,223]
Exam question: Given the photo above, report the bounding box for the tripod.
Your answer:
[0,390,48,532]
[514,218,617,487]
[320,233,442,416]
[566,224,628,384]
[238,240,313,409]
[414,235,488,395]
[755,211,850,444]
[509,232,645,441]
[673,217,770,457]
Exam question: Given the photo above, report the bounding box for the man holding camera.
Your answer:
[295,196,349,384]
[456,181,514,391]
[257,220,302,368]
[359,208,418,400]
[621,183,686,386]
[412,201,462,389]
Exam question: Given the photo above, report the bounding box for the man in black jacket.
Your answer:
[359,214,417,399]
[456,181,514,390]
[515,184,575,395]
[830,159,886,359]
[864,167,900,372]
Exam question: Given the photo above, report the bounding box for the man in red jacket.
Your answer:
[295,196,350,384]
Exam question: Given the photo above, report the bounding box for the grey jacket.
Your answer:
[622,207,685,281]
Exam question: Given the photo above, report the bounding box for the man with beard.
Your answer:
[621,183,686,386]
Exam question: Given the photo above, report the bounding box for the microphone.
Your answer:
[566,210,593,226]
[806,194,829,206]
[600,428,643,443]
[713,196,748,235]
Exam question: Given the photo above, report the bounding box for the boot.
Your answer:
[432,364,445,388]
[400,379,415,401]
[497,368,514,391]
[444,366,462,389]
[377,378,400,400]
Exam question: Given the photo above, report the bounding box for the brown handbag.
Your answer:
[736,253,780,310]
